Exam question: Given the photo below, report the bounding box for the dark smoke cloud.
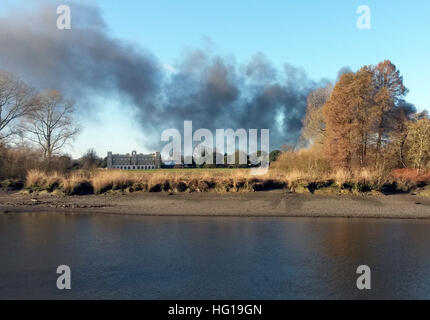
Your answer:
[147,49,322,149]
[0,1,328,150]
[0,0,160,112]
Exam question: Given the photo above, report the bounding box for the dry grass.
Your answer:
[26,169,88,193]
[25,168,289,194]
[389,168,430,192]
[332,169,350,186]
[23,163,430,195]
[391,168,430,182]
[272,146,331,177]
[26,169,62,191]
[272,146,391,188]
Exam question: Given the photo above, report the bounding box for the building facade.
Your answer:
[107,151,161,170]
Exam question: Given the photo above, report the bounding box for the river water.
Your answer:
[1,213,430,299]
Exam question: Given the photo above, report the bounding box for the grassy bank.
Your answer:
[18,168,430,196]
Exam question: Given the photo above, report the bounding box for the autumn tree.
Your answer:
[23,90,80,159]
[386,102,416,168]
[372,60,408,105]
[371,60,408,165]
[322,60,410,171]
[323,67,376,169]
[404,112,430,172]
[323,73,354,169]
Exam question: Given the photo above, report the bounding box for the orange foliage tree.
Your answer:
[322,60,409,171]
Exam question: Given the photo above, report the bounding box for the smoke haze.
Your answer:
[0,1,331,151]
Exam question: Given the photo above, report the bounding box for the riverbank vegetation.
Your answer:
[18,165,430,196]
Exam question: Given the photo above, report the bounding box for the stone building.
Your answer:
[107,151,161,170]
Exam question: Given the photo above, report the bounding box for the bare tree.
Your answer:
[0,71,38,141]
[24,90,80,159]
[405,112,430,173]
[80,148,100,170]
[300,84,332,146]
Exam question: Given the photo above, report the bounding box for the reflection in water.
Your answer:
[1,213,430,299]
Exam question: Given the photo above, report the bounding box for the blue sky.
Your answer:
[97,0,429,109]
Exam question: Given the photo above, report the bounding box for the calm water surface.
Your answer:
[1,213,430,299]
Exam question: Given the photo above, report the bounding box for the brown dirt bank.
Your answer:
[1,190,430,219]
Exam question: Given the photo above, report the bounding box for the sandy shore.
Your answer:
[1,190,430,219]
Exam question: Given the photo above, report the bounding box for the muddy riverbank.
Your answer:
[1,190,430,218]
